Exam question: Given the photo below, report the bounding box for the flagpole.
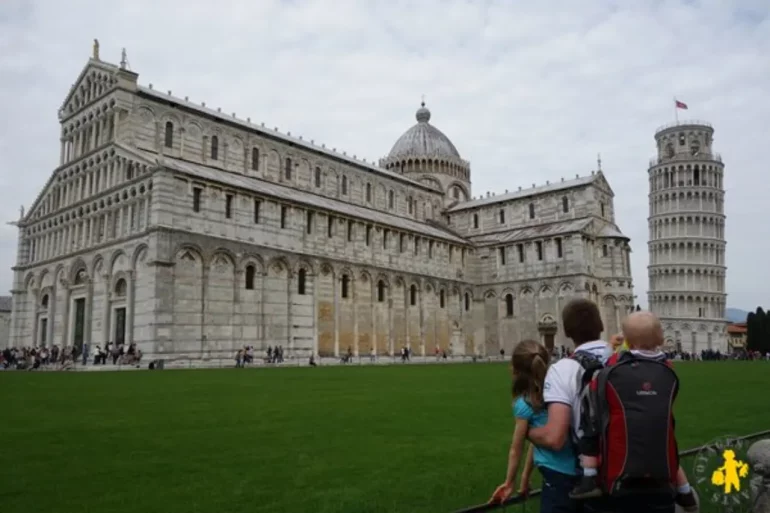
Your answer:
[674,96,679,123]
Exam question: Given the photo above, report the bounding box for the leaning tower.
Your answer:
[647,121,728,353]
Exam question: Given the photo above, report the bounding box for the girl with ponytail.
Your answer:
[490,340,580,512]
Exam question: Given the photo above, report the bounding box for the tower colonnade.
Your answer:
[647,120,728,353]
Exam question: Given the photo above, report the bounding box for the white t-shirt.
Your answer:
[542,341,612,440]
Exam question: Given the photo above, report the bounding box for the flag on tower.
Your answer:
[675,100,688,110]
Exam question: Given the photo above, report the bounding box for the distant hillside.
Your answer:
[726,308,750,323]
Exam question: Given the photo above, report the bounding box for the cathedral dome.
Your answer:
[387,103,461,160]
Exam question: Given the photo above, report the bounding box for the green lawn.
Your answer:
[1,361,768,513]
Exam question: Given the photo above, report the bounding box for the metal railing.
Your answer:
[655,120,714,133]
[453,429,770,513]
[649,152,723,167]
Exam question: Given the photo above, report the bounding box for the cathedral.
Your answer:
[8,46,635,359]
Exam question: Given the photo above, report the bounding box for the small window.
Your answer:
[115,278,127,297]
[601,202,605,217]
[428,241,434,258]
[439,290,445,308]
[679,133,686,146]
[365,225,371,245]
[245,265,255,290]
[562,196,569,213]
[473,213,479,229]
[408,197,413,214]
[341,274,349,299]
[253,200,261,223]
[464,292,470,311]
[453,187,459,199]
[126,163,133,180]
[410,285,417,306]
[536,241,543,260]
[225,194,233,219]
[306,211,314,234]
[314,167,321,187]
[280,206,288,229]
[193,187,202,212]
[41,294,49,308]
[210,135,219,160]
[499,209,505,224]
[328,216,334,237]
[251,148,260,171]
[388,190,394,209]
[377,280,385,302]
[285,158,292,180]
[556,238,563,258]
[414,237,420,255]
[383,229,389,249]
[347,221,354,242]
[298,269,307,295]
[341,176,348,195]
[517,244,524,263]
[528,203,535,219]
[499,247,506,265]
[505,294,514,317]
[366,183,372,203]
[399,233,405,253]
[164,121,173,148]
[602,244,608,257]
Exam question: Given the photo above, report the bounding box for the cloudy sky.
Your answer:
[1,0,768,310]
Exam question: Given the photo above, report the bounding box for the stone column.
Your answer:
[84,277,94,348]
[286,271,294,355]
[127,271,135,344]
[418,284,425,356]
[201,264,209,356]
[333,271,339,357]
[312,272,318,355]
[352,276,359,356]
[30,288,40,345]
[102,273,111,344]
[260,270,267,351]
[47,283,56,346]
[60,139,65,165]
[179,126,186,159]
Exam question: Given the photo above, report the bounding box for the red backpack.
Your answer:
[589,351,680,496]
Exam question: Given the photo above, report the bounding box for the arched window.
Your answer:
[410,284,417,306]
[505,293,514,317]
[439,290,445,308]
[562,196,569,213]
[251,148,259,171]
[499,209,505,224]
[528,203,535,219]
[115,278,127,297]
[388,190,394,209]
[602,244,608,257]
[453,187,460,199]
[366,183,372,202]
[210,135,219,160]
[298,268,307,295]
[245,265,255,290]
[164,121,173,148]
[73,269,87,286]
[341,274,349,299]
[285,158,292,180]
[377,280,385,302]
[473,213,479,229]
[314,167,321,187]
[342,176,348,195]
[464,292,470,311]
[41,294,49,309]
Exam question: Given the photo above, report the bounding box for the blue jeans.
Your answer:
[539,466,580,513]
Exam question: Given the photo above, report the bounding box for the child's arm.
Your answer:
[490,418,529,503]
[519,443,535,495]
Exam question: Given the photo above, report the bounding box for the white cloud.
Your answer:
[1,0,768,309]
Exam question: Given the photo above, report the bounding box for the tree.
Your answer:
[761,308,770,353]
[747,307,770,353]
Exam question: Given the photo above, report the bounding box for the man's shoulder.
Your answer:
[549,357,582,375]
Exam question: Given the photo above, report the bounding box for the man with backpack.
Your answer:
[527,301,679,513]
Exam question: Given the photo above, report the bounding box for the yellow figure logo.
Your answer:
[710,449,750,494]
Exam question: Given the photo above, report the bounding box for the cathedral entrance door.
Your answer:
[537,314,558,353]
[114,307,126,346]
[72,298,86,352]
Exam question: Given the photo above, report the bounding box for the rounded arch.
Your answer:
[294,258,316,276]
[175,246,204,263]
[266,256,290,274]
[359,270,372,284]
[24,272,36,290]
[239,253,265,272]
[90,254,105,277]
[540,313,557,325]
[69,258,89,283]
[208,247,237,267]
[132,244,149,270]
[318,261,335,277]
[375,273,391,287]
[500,286,516,298]
[483,289,497,299]
[446,180,470,200]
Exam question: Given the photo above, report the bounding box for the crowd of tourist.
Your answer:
[0,342,142,370]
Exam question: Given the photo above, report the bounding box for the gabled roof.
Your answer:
[137,86,439,193]
[448,172,612,212]
[467,218,593,246]
[598,224,629,240]
[59,58,120,120]
[133,149,470,245]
